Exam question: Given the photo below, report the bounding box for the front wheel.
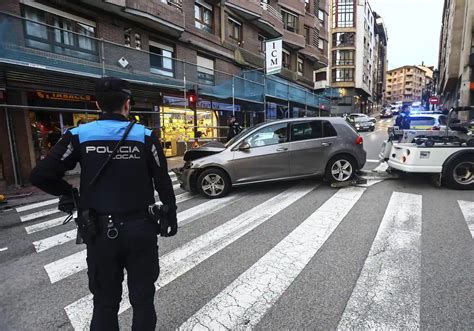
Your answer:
[325,156,356,184]
[196,168,231,199]
[444,155,474,190]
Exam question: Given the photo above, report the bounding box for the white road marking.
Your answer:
[64,183,316,330]
[0,247,8,252]
[458,200,474,238]
[24,217,65,234]
[45,192,242,283]
[37,193,236,253]
[44,250,87,284]
[180,186,366,330]
[16,198,59,213]
[173,183,181,190]
[366,159,381,163]
[175,192,194,204]
[20,207,63,222]
[338,192,422,330]
[33,229,77,253]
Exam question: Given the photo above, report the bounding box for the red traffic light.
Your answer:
[188,89,197,107]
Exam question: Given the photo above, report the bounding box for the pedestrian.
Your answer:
[30,77,177,330]
[395,105,411,130]
[227,116,242,142]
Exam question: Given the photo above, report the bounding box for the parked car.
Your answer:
[175,118,367,198]
[346,113,376,131]
[380,108,393,118]
[409,113,447,130]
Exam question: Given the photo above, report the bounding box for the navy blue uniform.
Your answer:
[30,112,176,330]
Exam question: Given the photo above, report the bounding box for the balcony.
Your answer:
[299,45,327,67]
[78,0,185,37]
[256,3,284,37]
[282,29,306,49]
[278,0,305,15]
[226,0,262,19]
[314,80,329,90]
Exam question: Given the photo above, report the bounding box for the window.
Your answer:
[297,57,304,76]
[333,50,354,65]
[22,5,98,62]
[134,32,142,50]
[305,0,310,13]
[332,0,354,28]
[304,26,311,45]
[245,123,288,148]
[291,121,323,141]
[197,55,214,85]
[332,68,354,82]
[282,9,299,33]
[323,121,337,137]
[124,28,131,47]
[195,1,213,33]
[258,34,266,53]
[150,41,174,77]
[228,17,242,42]
[332,32,355,47]
[318,38,324,50]
[282,49,291,69]
[318,9,325,22]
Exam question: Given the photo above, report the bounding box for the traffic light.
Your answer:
[188,89,197,109]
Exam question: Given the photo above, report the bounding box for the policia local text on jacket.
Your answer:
[30,77,177,330]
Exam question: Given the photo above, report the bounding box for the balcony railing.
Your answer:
[0,11,329,109]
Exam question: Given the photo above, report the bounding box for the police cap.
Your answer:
[95,76,131,96]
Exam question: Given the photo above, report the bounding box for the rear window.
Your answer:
[410,117,436,126]
[323,121,337,137]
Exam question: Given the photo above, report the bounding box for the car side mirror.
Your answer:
[238,142,250,151]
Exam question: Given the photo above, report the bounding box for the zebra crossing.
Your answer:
[8,175,474,330]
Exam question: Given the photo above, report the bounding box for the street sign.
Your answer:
[429,96,439,105]
[265,38,282,75]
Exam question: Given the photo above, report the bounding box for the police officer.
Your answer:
[30,77,177,330]
[226,116,242,142]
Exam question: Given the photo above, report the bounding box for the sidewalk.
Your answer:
[0,156,185,210]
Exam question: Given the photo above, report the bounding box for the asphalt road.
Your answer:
[0,118,473,330]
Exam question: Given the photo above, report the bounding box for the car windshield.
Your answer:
[225,127,250,147]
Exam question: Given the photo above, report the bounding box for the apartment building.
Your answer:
[324,0,377,114]
[0,0,330,187]
[385,65,427,104]
[372,12,388,111]
[438,0,474,108]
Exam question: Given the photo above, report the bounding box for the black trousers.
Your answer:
[86,216,159,331]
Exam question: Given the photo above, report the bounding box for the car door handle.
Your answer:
[276,147,288,151]
[321,142,332,147]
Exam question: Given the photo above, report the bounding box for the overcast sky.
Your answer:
[370,0,444,69]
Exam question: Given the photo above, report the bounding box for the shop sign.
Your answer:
[266,38,282,75]
[35,91,94,102]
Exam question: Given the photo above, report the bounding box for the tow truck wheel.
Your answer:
[425,139,435,147]
[444,155,474,190]
[197,168,231,199]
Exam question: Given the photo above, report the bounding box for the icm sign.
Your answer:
[265,38,282,75]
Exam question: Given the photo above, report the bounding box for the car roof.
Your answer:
[259,117,348,125]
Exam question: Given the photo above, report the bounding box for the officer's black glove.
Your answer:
[58,194,74,214]
[160,206,178,237]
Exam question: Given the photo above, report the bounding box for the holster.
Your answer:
[71,188,98,245]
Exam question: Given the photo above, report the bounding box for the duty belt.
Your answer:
[96,210,149,240]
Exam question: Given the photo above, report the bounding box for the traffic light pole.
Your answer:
[193,84,198,138]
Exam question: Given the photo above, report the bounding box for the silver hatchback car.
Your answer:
[175,117,366,198]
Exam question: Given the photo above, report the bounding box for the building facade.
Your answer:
[372,12,387,112]
[385,65,428,104]
[438,0,474,108]
[0,0,330,187]
[322,0,379,115]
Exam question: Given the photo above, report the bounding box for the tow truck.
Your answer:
[380,107,474,190]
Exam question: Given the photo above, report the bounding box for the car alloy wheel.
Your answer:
[201,174,225,197]
[452,161,474,186]
[331,159,353,182]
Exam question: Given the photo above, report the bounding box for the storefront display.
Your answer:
[161,106,218,156]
